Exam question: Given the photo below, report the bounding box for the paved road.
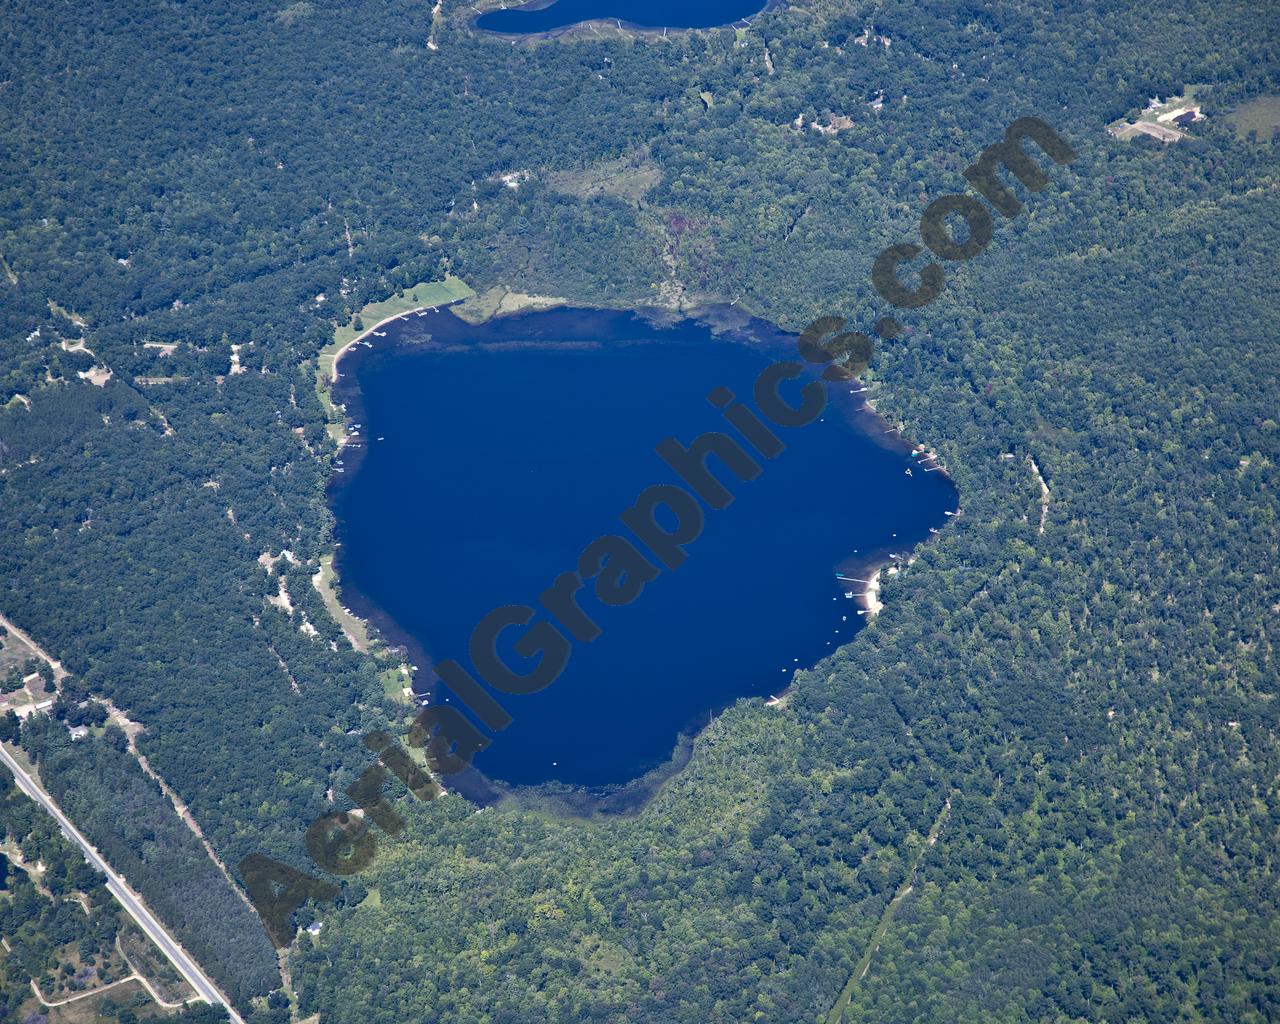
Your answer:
[0,744,245,1024]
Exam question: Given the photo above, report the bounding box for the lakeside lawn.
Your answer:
[315,275,474,433]
[317,275,474,385]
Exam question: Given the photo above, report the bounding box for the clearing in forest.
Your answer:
[825,796,953,1024]
[545,152,661,202]
[1107,87,1204,144]
[313,553,370,652]
[1228,95,1280,140]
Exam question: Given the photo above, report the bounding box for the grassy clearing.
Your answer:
[0,625,37,675]
[545,152,661,202]
[313,555,370,652]
[1228,95,1280,140]
[315,276,473,439]
[23,978,172,1022]
[317,275,474,385]
[450,284,567,324]
[380,666,412,705]
[46,299,87,329]
[36,939,131,1004]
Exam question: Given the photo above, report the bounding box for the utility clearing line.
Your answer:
[825,794,954,1024]
[1029,456,1050,535]
[125,724,259,916]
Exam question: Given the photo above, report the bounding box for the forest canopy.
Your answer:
[0,0,1277,1020]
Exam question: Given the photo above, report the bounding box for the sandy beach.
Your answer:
[328,306,429,383]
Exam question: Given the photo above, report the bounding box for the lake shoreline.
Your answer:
[329,306,431,385]
[469,0,779,40]
[324,301,956,815]
[753,395,959,714]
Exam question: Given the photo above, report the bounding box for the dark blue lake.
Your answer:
[331,307,955,789]
[476,0,766,33]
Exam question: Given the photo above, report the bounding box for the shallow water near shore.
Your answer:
[476,0,766,33]
[331,306,955,789]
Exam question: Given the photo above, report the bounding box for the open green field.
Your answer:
[545,152,660,202]
[19,978,175,1023]
[380,665,412,704]
[1228,95,1280,139]
[0,625,37,675]
[449,284,567,325]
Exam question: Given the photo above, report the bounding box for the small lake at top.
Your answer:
[330,306,955,789]
[476,0,766,33]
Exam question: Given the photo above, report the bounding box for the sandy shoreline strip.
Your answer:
[861,568,883,618]
[328,306,430,383]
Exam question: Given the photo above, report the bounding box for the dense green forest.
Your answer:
[1,0,1277,1020]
